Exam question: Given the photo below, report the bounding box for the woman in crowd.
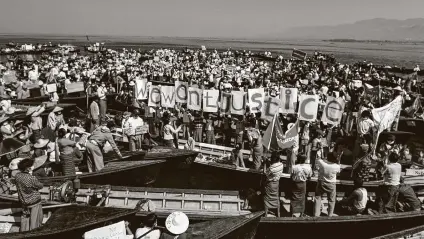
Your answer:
[57,128,83,176]
[162,113,181,148]
[263,151,284,217]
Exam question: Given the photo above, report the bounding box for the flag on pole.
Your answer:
[405,96,422,117]
[262,113,286,151]
[372,96,403,134]
[281,119,299,149]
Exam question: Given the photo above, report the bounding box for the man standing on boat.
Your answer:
[377,153,401,213]
[88,97,100,133]
[314,153,340,217]
[15,158,44,232]
[97,81,108,124]
[290,154,312,217]
[263,151,284,217]
[125,109,144,151]
[86,121,123,172]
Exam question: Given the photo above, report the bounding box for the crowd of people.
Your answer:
[0,44,423,233]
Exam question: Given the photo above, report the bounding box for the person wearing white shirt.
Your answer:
[124,110,144,151]
[97,82,108,123]
[134,213,161,239]
[314,154,340,217]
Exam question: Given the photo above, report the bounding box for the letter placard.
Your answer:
[203,90,219,112]
[175,81,188,103]
[280,88,298,114]
[161,86,175,108]
[299,95,318,121]
[231,91,246,115]
[261,96,280,122]
[248,88,264,113]
[148,85,161,107]
[321,96,345,125]
[136,79,151,100]
[188,87,202,111]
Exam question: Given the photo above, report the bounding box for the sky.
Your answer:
[0,0,423,38]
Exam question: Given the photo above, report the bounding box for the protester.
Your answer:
[263,151,284,217]
[135,213,161,239]
[86,121,123,172]
[125,109,144,151]
[337,178,368,215]
[89,97,100,133]
[397,177,421,212]
[314,153,340,217]
[290,154,312,217]
[230,142,245,168]
[377,153,401,213]
[162,113,181,148]
[57,128,82,176]
[15,158,44,232]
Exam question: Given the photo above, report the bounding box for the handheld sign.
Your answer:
[406,169,424,176]
[66,82,85,93]
[84,220,126,239]
[292,49,307,60]
[46,83,57,93]
[135,125,149,135]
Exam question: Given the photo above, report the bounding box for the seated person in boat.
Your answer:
[314,153,340,217]
[377,153,401,213]
[398,146,412,169]
[414,150,424,165]
[86,121,123,172]
[56,128,83,176]
[337,178,368,215]
[15,158,44,232]
[160,212,189,239]
[142,132,158,150]
[397,177,421,212]
[290,154,312,217]
[263,151,284,217]
[135,213,161,239]
[230,142,246,168]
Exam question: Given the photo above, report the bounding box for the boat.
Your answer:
[5,42,17,48]
[0,205,138,239]
[11,94,92,109]
[184,211,263,239]
[3,184,424,239]
[85,42,106,53]
[370,223,424,239]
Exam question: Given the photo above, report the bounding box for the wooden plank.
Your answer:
[65,82,84,93]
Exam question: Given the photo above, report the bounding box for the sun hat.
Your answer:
[9,157,24,170]
[32,155,48,170]
[5,107,16,115]
[26,107,38,116]
[165,211,189,235]
[33,138,49,148]
[14,120,23,126]
[46,142,56,153]
[52,106,63,113]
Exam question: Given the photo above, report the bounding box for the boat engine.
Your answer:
[48,181,77,203]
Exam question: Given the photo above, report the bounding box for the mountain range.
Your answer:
[273,18,424,41]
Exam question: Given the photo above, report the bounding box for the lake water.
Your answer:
[0,35,423,67]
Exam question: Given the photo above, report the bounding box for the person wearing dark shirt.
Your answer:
[398,177,421,212]
[15,158,44,232]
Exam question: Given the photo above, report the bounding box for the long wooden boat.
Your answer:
[0,205,138,239]
[11,94,92,109]
[184,211,263,239]
[370,223,424,239]
[3,184,424,239]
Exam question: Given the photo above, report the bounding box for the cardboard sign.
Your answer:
[321,96,345,125]
[135,125,149,135]
[154,56,159,62]
[46,84,57,93]
[148,85,161,107]
[26,83,40,90]
[203,90,219,113]
[201,45,206,51]
[406,169,424,176]
[231,91,246,115]
[280,88,298,114]
[292,49,307,60]
[299,94,319,121]
[161,86,175,108]
[84,221,126,239]
[175,81,188,103]
[248,88,264,113]
[66,82,85,93]
[188,87,202,111]
[135,79,151,100]
[261,96,279,122]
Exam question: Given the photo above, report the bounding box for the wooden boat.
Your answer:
[0,205,138,239]
[36,151,170,186]
[9,103,77,119]
[11,94,93,109]
[370,223,424,239]
[3,184,424,239]
[184,211,263,239]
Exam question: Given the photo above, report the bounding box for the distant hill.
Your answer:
[276,18,424,41]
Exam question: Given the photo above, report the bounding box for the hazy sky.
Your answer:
[0,0,423,38]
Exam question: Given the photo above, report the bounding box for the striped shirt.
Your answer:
[15,172,43,206]
[266,162,284,182]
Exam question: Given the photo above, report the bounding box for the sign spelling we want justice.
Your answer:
[135,80,345,124]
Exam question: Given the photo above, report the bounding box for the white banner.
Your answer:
[261,96,280,122]
[161,86,175,108]
[84,221,126,239]
[372,96,403,133]
[280,88,298,114]
[175,81,188,103]
[203,90,219,112]
[248,88,264,113]
[188,87,202,111]
[135,79,151,100]
[148,85,161,107]
[321,96,345,125]
[231,91,246,115]
[299,94,319,121]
